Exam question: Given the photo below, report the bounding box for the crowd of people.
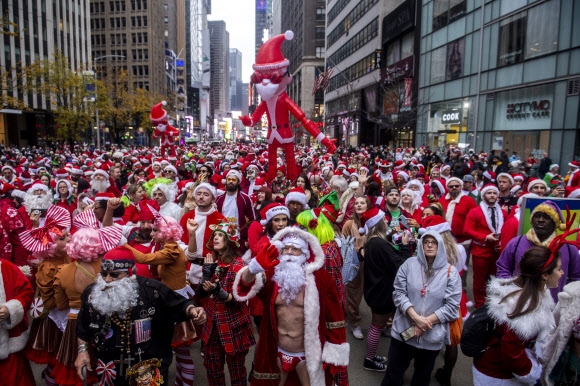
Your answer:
[0,141,579,386]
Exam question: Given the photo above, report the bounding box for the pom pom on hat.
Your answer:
[284,30,294,40]
[532,200,566,231]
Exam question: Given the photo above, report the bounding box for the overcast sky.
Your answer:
[208,0,256,81]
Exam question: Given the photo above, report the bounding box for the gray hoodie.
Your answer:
[391,230,462,350]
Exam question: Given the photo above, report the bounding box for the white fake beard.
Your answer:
[91,178,111,193]
[256,82,281,101]
[23,193,52,212]
[90,275,139,316]
[413,190,423,203]
[273,254,308,304]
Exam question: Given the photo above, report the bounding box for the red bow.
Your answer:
[96,359,117,386]
[28,218,63,246]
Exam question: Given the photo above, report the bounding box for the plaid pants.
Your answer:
[204,329,249,386]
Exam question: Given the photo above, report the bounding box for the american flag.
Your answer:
[134,318,152,344]
[320,67,334,91]
[312,67,325,95]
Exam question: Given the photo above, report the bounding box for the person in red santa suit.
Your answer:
[0,259,35,386]
[150,101,180,158]
[463,184,507,308]
[234,227,349,386]
[239,31,336,183]
[565,160,580,188]
[180,183,226,285]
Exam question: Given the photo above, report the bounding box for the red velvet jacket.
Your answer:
[464,205,507,257]
[439,194,478,243]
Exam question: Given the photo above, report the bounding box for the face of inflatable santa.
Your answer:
[251,31,295,102]
[150,101,169,133]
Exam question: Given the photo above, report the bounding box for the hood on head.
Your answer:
[417,230,447,270]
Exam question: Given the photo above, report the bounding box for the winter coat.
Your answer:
[473,277,555,385]
[391,230,462,351]
[541,281,580,386]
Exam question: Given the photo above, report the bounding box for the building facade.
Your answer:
[230,48,244,111]
[416,0,580,165]
[208,20,230,121]
[0,0,93,146]
[279,0,326,145]
[324,0,390,147]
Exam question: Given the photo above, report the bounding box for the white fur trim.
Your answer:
[2,299,24,329]
[92,169,109,179]
[232,267,264,302]
[487,277,555,341]
[303,273,325,385]
[0,262,29,360]
[315,133,325,142]
[271,227,324,274]
[285,191,308,208]
[248,258,265,275]
[321,341,350,366]
[241,249,252,264]
[513,349,542,384]
[194,182,217,198]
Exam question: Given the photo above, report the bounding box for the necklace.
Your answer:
[110,308,133,355]
[420,266,445,297]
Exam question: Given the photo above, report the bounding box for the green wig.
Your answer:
[296,209,335,245]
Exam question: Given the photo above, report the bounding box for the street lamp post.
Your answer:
[94,55,125,149]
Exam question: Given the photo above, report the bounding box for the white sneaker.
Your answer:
[351,326,364,340]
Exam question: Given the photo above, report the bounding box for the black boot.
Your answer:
[435,367,452,386]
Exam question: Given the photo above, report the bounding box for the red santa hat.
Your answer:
[512,174,525,182]
[150,101,168,123]
[19,171,31,183]
[55,168,69,179]
[226,169,243,182]
[95,192,115,201]
[480,183,499,196]
[497,173,514,185]
[260,202,290,226]
[566,186,580,199]
[138,200,160,222]
[358,207,385,234]
[285,186,309,209]
[568,160,580,169]
[419,215,451,235]
[393,160,405,170]
[483,170,496,182]
[397,171,409,182]
[194,182,217,199]
[527,178,549,193]
[446,177,463,188]
[252,31,294,71]
[27,182,50,194]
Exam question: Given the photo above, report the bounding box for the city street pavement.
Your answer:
[33,271,476,385]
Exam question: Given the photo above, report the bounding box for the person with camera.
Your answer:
[382,231,462,386]
[360,207,411,372]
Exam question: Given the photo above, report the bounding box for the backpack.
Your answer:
[339,235,359,285]
[460,304,501,357]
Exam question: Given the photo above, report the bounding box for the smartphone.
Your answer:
[399,215,409,228]
[400,325,415,342]
[32,209,48,218]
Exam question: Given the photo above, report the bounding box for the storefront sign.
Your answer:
[441,110,461,124]
[506,100,551,119]
[381,56,414,85]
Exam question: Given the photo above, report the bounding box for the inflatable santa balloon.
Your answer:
[150,101,179,157]
[240,31,336,182]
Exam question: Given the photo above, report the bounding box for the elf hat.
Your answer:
[207,221,240,249]
[253,31,294,71]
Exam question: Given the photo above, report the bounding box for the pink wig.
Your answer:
[155,216,184,242]
[66,227,105,262]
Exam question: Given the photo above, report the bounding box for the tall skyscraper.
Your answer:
[255,0,273,56]
[230,48,243,111]
[208,20,230,119]
[0,0,92,146]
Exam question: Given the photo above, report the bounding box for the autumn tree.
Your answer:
[26,51,94,145]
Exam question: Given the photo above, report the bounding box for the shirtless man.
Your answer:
[235,227,349,385]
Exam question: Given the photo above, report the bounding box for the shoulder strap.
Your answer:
[75,261,97,282]
[513,235,524,261]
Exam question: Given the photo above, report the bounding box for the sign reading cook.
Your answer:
[441,110,461,124]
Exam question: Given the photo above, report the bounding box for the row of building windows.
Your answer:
[326,52,377,92]
[327,0,351,26]
[316,7,326,21]
[327,17,378,67]
[433,0,466,32]
[131,48,149,61]
[132,65,149,76]
[134,82,150,90]
[110,17,126,29]
[130,16,148,28]
[327,0,379,49]
[90,0,148,13]
[111,33,127,45]
[131,32,148,44]
[91,34,106,46]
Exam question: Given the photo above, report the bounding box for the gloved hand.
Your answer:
[208,282,230,301]
[239,115,252,126]
[249,243,280,274]
[202,262,218,283]
[321,137,337,153]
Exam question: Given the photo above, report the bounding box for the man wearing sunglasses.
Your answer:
[239,31,336,183]
[76,247,206,385]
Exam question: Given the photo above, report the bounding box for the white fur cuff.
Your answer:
[2,299,24,329]
[248,258,265,275]
[232,267,264,302]
[513,349,542,385]
[321,341,350,366]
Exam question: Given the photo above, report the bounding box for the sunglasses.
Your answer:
[250,70,287,85]
[100,271,124,279]
[163,170,174,173]
[448,185,460,189]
